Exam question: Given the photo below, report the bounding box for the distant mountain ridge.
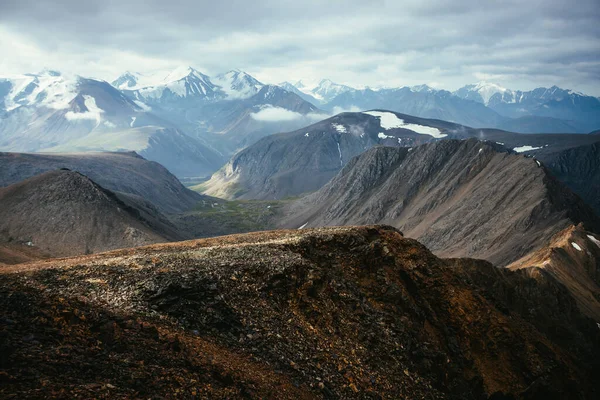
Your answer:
[284,78,600,133]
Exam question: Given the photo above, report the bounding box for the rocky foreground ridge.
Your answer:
[1,226,599,399]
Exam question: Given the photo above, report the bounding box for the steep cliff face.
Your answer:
[2,226,599,399]
[282,139,600,266]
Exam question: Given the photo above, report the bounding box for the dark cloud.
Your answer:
[0,0,598,94]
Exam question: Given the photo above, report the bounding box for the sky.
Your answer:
[1,0,599,94]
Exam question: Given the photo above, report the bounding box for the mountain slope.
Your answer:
[202,110,600,201]
[508,225,600,320]
[202,111,459,200]
[0,170,171,259]
[281,139,600,266]
[0,151,202,214]
[541,141,600,215]
[1,226,599,398]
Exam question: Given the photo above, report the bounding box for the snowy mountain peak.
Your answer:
[469,81,509,105]
[214,70,263,99]
[1,71,80,111]
[453,81,512,105]
[294,80,307,89]
[410,84,437,93]
[112,71,141,90]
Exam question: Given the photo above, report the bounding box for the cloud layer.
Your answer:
[1,0,599,94]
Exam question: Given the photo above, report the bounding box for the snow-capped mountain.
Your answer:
[454,82,600,132]
[113,66,224,104]
[0,70,224,177]
[453,82,511,106]
[293,79,356,104]
[212,69,263,99]
[109,67,327,157]
[0,70,80,112]
[410,84,438,93]
[277,81,321,105]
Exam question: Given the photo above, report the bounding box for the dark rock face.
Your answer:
[1,226,598,399]
[0,151,202,214]
[0,170,175,260]
[543,142,600,215]
[282,139,600,266]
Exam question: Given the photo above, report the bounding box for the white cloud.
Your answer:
[332,105,361,115]
[250,106,303,122]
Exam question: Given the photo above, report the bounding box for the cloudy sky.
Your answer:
[1,0,599,94]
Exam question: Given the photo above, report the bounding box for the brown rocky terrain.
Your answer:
[508,225,600,320]
[282,139,600,267]
[0,170,176,262]
[1,226,599,399]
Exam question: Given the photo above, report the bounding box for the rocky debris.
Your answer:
[281,139,600,266]
[1,225,599,399]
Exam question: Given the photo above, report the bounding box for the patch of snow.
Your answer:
[397,138,402,144]
[65,95,103,124]
[587,234,600,248]
[513,145,542,153]
[332,123,347,133]
[337,141,343,166]
[535,159,541,167]
[130,116,137,127]
[363,111,447,138]
[305,132,310,137]
[478,148,483,153]
[378,132,392,139]
[571,242,582,251]
[103,121,116,128]
[133,100,152,112]
[496,141,504,145]
[364,111,405,129]
[298,222,308,230]
[408,148,413,152]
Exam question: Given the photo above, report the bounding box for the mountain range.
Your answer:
[286,79,600,133]
[2,67,599,184]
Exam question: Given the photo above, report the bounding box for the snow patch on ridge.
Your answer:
[364,111,447,138]
[587,235,600,248]
[65,95,104,124]
[513,145,542,153]
[332,123,347,133]
[571,242,582,251]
